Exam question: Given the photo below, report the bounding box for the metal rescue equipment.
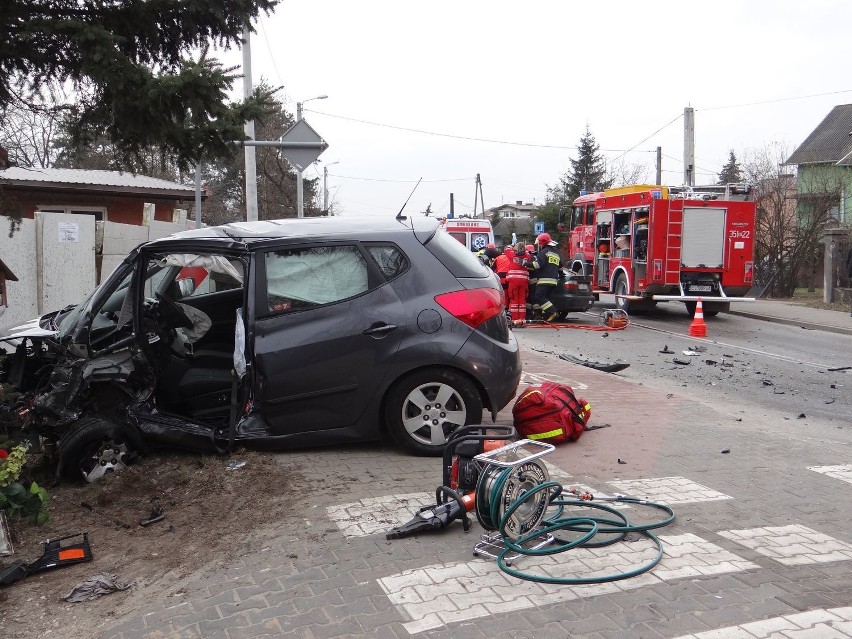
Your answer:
[561,184,756,314]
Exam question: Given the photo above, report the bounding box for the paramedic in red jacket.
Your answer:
[532,233,562,322]
[506,243,530,324]
[493,246,514,293]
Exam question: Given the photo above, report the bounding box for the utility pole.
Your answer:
[323,161,339,215]
[683,107,695,187]
[474,173,485,218]
[450,193,455,218]
[655,146,662,185]
[296,102,305,218]
[242,26,258,222]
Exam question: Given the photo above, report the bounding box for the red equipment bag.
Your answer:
[511,382,591,444]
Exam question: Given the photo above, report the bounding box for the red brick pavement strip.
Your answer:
[505,348,687,479]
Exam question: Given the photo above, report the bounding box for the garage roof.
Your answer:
[0,167,196,198]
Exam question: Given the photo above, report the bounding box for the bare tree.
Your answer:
[0,98,64,168]
[606,158,650,188]
[743,142,844,297]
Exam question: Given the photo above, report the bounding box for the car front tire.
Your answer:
[58,416,144,482]
[385,368,483,456]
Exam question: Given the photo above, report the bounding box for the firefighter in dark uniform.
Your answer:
[532,232,562,322]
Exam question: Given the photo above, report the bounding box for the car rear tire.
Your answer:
[385,368,483,456]
[58,416,144,483]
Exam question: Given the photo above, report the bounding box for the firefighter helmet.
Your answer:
[536,232,552,246]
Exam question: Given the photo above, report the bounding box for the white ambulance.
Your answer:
[439,218,495,252]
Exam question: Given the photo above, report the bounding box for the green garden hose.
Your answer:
[476,465,676,585]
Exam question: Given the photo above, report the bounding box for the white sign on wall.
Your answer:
[58,222,80,242]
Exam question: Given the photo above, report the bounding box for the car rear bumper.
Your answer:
[454,328,522,417]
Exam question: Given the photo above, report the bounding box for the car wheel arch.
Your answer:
[381,365,487,454]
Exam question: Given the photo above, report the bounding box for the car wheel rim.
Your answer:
[80,439,131,483]
[401,382,467,447]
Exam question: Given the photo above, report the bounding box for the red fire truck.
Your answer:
[560,184,756,315]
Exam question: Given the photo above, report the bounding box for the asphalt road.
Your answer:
[515,299,852,426]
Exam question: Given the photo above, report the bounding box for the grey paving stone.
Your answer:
[290,588,346,613]
[275,608,330,634]
[225,621,283,639]
[197,612,251,636]
[774,591,845,611]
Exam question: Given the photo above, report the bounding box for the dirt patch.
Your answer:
[0,449,303,639]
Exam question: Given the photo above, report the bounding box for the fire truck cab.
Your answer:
[562,184,755,316]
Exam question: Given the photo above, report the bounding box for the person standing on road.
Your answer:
[532,233,562,322]
[506,243,530,324]
[493,245,513,295]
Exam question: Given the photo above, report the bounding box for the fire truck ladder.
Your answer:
[665,202,683,286]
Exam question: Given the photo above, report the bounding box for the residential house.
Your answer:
[785,104,852,226]
[487,200,539,246]
[0,166,200,225]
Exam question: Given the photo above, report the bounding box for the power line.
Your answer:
[257,17,285,88]
[698,88,852,112]
[329,173,472,183]
[610,113,684,164]
[305,108,638,152]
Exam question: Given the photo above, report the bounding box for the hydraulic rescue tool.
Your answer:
[385,425,516,540]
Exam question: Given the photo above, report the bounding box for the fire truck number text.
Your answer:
[729,230,750,239]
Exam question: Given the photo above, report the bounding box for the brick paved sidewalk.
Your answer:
[104,349,852,639]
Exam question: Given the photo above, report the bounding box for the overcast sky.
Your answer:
[222,0,851,218]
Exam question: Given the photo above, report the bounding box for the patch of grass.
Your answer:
[784,288,850,312]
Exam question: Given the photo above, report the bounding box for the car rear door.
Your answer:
[251,242,406,436]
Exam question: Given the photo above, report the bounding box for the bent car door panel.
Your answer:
[252,244,406,435]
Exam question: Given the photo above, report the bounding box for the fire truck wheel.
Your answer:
[614,273,631,312]
[702,302,730,317]
[385,368,483,456]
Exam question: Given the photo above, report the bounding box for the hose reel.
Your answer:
[472,440,557,561]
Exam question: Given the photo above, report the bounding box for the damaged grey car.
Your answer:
[0,216,522,481]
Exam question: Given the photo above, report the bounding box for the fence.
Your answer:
[824,228,852,306]
[1,212,193,333]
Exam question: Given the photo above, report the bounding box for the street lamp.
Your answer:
[295,94,328,218]
[323,161,340,215]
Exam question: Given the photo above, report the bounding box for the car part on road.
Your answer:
[557,354,630,373]
[0,532,93,587]
[385,368,483,455]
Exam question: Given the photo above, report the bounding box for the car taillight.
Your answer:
[435,288,504,328]
[564,281,579,291]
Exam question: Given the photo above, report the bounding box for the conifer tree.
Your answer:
[718,150,744,184]
[0,0,279,171]
[548,126,613,205]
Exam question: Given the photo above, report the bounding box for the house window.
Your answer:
[36,205,107,221]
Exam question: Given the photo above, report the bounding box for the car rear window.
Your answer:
[425,229,491,278]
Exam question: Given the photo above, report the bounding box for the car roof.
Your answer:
[145,215,439,250]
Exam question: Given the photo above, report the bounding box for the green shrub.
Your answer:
[0,443,50,525]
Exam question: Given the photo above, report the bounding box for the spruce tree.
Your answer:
[549,126,613,205]
[0,0,279,171]
[718,150,743,184]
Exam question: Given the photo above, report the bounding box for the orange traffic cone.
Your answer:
[689,298,707,337]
